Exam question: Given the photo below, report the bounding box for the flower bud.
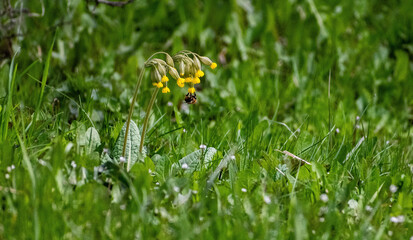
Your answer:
[169,67,180,80]
[157,63,166,77]
[152,67,162,82]
[198,56,213,65]
[179,61,185,76]
[166,54,174,67]
[193,56,201,70]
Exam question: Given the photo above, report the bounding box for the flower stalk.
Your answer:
[139,88,159,153]
[121,66,145,162]
[121,50,217,171]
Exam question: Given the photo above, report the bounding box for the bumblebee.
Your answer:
[185,93,197,104]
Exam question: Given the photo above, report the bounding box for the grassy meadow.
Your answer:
[1,0,413,239]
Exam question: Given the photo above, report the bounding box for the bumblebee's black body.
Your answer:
[185,93,197,104]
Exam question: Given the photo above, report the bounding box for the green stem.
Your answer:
[121,67,145,161]
[139,88,159,153]
[121,51,167,170]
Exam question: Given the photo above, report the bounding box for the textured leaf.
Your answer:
[85,127,101,153]
[174,147,217,172]
[112,120,145,171]
[101,151,113,163]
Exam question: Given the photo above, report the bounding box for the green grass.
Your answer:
[1,0,412,239]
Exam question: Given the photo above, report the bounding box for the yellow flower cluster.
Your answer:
[147,51,217,96]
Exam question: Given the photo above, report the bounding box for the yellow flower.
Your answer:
[154,82,163,88]
[185,77,193,83]
[195,70,204,78]
[210,62,217,69]
[162,86,170,93]
[177,78,185,88]
[193,77,200,84]
[161,75,169,83]
[188,87,195,94]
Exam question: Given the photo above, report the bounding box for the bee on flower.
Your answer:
[145,50,217,103]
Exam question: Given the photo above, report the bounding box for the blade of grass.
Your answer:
[12,111,39,240]
[1,53,18,142]
[26,34,56,133]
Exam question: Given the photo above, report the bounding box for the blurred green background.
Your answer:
[2,0,412,129]
[1,0,412,239]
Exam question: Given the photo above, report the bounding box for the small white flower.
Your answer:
[199,144,207,150]
[103,148,109,153]
[241,188,247,193]
[156,182,160,185]
[386,140,390,145]
[388,231,393,236]
[356,124,361,129]
[5,173,10,179]
[119,156,126,163]
[348,199,358,209]
[173,186,180,192]
[410,236,413,240]
[390,184,398,193]
[365,205,373,212]
[11,165,15,170]
[183,129,187,133]
[71,161,77,168]
[7,166,11,172]
[182,163,189,169]
[319,217,325,222]
[192,190,198,194]
[356,116,360,121]
[336,128,340,133]
[230,155,236,160]
[312,230,316,234]
[320,193,328,203]
[263,195,271,204]
[390,215,405,223]
[167,101,173,107]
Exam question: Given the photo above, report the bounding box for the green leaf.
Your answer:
[394,50,409,81]
[85,127,101,153]
[29,33,56,132]
[112,120,145,171]
[174,147,217,172]
[101,151,113,163]
[77,126,101,154]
